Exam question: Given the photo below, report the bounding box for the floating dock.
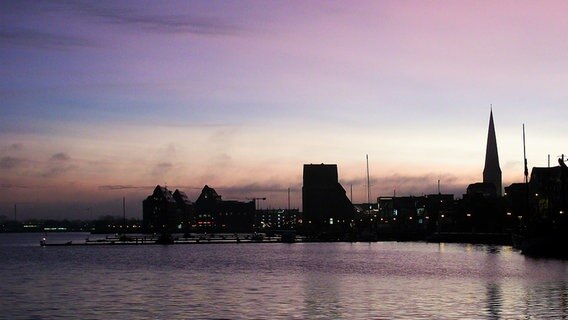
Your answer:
[40,233,300,246]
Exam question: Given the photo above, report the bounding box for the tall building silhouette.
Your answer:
[142,185,184,233]
[483,109,502,197]
[194,185,255,231]
[302,164,355,234]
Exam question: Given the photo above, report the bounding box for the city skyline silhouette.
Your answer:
[3,4,568,319]
[2,1,567,219]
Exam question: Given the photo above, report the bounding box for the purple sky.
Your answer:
[1,1,567,219]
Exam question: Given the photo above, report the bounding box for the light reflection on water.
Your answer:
[1,233,568,319]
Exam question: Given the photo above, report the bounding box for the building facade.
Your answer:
[143,185,187,233]
[143,184,256,233]
[302,164,355,234]
[256,209,299,230]
[193,185,255,232]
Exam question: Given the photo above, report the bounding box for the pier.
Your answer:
[39,232,300,247]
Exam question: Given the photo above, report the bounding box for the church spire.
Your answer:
[483,108,502,196]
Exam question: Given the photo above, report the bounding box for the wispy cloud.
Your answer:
[39,166,75,178]
[0,151,79,178]
[0,183,32,189]
[158,122,243,128]
[0,156,27,170]
[343,173,468,197]
[0,27,95,50]
[98,185,203,191]
[96,183,293,195]
[2,1,243,51]
[151,162,173,178]
[98,185,154,191]
[6,143,23,152]
[59,1,243,35]
[50,152,71,162]
[221,183,296,194]
[39,152,76,178]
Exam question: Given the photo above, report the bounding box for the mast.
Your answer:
[523,124,530,221]
[523,124,528,184]
[122,197,126,235]
[561,154,566,215]
[287,187,291,210]
[366,154,371,204]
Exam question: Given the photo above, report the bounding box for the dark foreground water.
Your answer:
[1,233,568,319]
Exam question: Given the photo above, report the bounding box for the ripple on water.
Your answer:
[1,235,568,319]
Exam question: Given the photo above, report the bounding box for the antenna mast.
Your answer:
[523,124,528,184]
[366,154,371,204]
[122,197,126,235]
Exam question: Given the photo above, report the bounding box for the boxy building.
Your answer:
[302,164,355,235]
[143,184,256,233]
[143,185,190,233]
[193,185,255,232]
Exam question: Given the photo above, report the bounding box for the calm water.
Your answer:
[1,233,568,319]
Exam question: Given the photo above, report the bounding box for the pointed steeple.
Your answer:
[483,108,502,196]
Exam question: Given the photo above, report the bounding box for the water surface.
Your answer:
[1,233,567,319]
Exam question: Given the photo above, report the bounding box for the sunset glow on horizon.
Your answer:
[2,1,567,218]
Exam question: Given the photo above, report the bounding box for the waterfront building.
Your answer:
[463,183,505,232]
[377,194,456,235]
[302,164,355,235]
[193,185,221,229]
[353,203,379,216]
[483,109,502,197]
[256,209,300,230]
[466,182,498,198]
[502,164,568,232]
[424,194,457,231]
[377,196,426,234]
[377,196,425,223]
[194,185,255,232]
[142,185,183,233]
[529,166,567,218]
[504,182,528,230]
[143,185,256,233]
[172,189,195,231]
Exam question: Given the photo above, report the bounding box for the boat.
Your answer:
[280,231,296,243]
[513,229,568,258]
[155,233,175,244]
[251,232,264,242]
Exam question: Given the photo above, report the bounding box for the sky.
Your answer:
[1,0,568,219]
